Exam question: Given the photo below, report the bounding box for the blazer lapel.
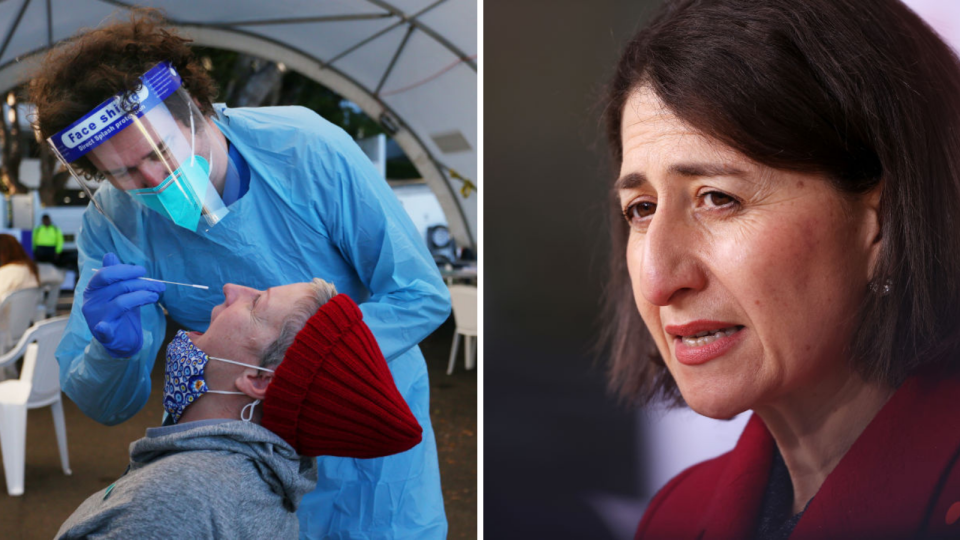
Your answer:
[791,366,960,539]
[701,413,775,540]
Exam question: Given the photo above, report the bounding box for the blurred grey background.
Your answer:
[486,2,660,538]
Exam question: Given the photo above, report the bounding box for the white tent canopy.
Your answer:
[0,0,477,247]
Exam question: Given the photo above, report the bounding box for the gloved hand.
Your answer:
[82,253,165,358]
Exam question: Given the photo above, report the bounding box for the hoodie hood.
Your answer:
[130,419,317,511]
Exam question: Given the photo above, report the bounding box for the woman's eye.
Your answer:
[701,191,737,208]
[622,200,657,227]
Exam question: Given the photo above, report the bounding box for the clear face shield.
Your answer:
[47,62,231,232]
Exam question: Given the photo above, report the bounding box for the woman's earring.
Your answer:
[870,278,893,296]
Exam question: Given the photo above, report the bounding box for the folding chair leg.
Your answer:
[447,333,462,375]
[466,335,476,371]
[0,402,27,496]
[463,335,472,370]
[51,399,72,475]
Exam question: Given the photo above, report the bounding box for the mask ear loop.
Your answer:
[208,356,275,373]
[204,391,261,422]
[205,355,273,423]
[241,399,260,423]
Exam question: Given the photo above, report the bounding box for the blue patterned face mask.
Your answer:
[163,330,275,424]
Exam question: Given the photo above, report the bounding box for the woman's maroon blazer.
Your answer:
[636,364,960,539]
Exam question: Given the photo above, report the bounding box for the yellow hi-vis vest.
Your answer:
[33,224,63,254]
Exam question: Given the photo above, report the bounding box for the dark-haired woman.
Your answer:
[0,234,40,379]
[603,1,960,538]
[0,234,39,301]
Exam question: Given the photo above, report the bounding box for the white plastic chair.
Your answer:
[0,316,71,496]
[447,285,478,375]
[0,287,43,355]
[36,264,65,320]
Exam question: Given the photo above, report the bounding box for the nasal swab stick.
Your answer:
[92,269,210,290]
[137,277,209,290]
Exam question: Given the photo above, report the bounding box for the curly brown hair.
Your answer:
[29,8,218,177]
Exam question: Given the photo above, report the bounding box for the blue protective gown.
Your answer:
[56,105,451,539]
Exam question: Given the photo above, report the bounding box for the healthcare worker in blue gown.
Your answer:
[33,14,450,540]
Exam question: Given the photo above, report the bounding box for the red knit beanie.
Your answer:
[261,294,422,458]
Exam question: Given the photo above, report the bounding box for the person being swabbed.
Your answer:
[32,9,450,539]
[56,280,423,538]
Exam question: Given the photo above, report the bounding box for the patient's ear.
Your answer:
[235,370,273,400]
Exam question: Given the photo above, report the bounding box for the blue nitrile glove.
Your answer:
[81,253,166,358]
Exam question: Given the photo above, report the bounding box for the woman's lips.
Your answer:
[671,325,746,366]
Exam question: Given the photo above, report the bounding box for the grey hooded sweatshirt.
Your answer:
[56,419,318,539]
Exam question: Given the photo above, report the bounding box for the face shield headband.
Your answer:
[46,61,231,231]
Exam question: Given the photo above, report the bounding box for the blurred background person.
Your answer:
[32,214,63,266]
[0,233,40,379]
[0,233,39,301]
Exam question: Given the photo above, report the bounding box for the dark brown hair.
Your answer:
[0,234,39,282]
[28,9,217,177]
[602,0,960,406]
